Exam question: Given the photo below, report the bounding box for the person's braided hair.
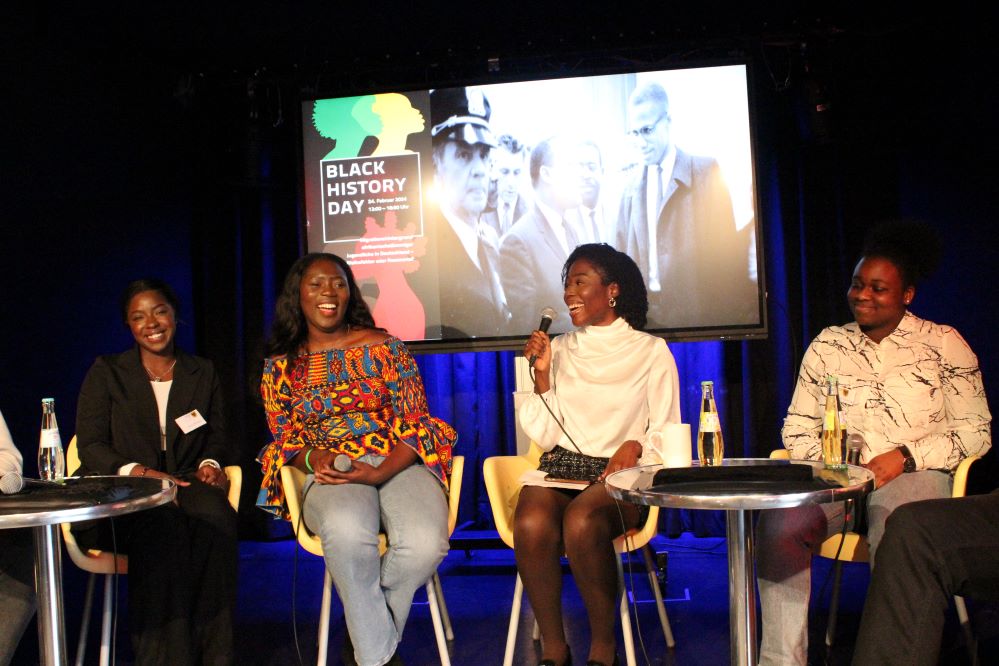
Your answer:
[562,243,649,330]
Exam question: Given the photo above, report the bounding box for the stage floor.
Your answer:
[11,531,991,664]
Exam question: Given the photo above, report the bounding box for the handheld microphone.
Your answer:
[528,307,558,367]
[0,471,25,495]
[844,433,866,531]
[847,433,864,466]
[333,454,353,473]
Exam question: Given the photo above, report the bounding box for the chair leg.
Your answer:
[824,559,845,648]
[74,573,96,666]
[99,574,113,666]
[617,557,637,666]
[955,595,978,666]
[425,578,451,666]
[503,574,524,666]
[432,572,454,641]
[640,545,675,648]
[317,570,333,666]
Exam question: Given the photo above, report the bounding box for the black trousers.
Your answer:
[73,479,238,666]
[852,490,999,666]
[0,527,36,665]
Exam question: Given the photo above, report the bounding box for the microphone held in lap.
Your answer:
[333,454,353,473]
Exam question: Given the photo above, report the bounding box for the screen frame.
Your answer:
[295,55,768,354]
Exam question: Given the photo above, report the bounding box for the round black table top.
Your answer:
[0,475,176,528]
[605,458,875,511]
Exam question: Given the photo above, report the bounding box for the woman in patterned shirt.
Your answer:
[256,253,456,666]
[756,221,992,666]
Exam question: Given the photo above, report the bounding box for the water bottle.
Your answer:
[38,398,66,481]
[697,381,724,466]
[821,375,845,468]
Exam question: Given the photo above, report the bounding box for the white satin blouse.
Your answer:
[519,316,681,461]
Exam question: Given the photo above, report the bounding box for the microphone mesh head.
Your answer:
[540,307,557,320]
[333,454,353,473]
[0,471,24,495]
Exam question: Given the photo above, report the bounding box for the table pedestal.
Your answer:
[604,460,875,666]
[33,524,67,666]
[726,509,757,666]
[2,476,176,666]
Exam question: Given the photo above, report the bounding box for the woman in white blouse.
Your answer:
[756,221,992,666]
[516,243,681,666]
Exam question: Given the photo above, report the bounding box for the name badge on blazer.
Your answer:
[175,409,207,434]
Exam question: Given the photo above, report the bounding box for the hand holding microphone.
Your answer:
[312,452,357,486]
[526,307,557,369]
[333,453,353,473]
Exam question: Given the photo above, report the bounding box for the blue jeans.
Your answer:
[756,470,952,666]
[303,455,449,666]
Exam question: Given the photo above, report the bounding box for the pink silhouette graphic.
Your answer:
[351,211,427,340]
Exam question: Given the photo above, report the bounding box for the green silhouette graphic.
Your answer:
[312,95,381,159]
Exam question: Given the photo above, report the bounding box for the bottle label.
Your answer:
[699,412,720,432]
[824,410,837,431]
[40,428,61,449]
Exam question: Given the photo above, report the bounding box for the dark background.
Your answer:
[3,4,996,539]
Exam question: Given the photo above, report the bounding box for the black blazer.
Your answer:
[614,148,756,329]
[76,347,231,476]
[430,209,511,337]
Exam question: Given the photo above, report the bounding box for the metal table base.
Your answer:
[606,459,874,666]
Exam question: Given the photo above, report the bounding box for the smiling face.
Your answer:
[563,258,619,327]
[848,256,914,343]
[127,290,176,357]
[299,258,351,341]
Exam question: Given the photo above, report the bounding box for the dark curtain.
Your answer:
[180,25,996,542]
[416,351,518,530]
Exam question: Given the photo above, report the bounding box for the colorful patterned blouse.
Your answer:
[256,337,455,517]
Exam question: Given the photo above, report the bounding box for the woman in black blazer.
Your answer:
[74,278,237,666]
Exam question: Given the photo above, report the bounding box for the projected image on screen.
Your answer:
[301,63,764,351]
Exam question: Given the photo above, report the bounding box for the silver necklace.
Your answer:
[144,359,177,382]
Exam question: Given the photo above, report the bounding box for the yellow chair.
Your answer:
[483,448,675,666]
[280,455,464,666]
[769,448,979,647]
[61,435,242,666]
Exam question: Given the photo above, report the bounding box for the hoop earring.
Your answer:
[609,297,617,308]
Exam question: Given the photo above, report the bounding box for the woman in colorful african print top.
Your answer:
[256,253,455,666]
